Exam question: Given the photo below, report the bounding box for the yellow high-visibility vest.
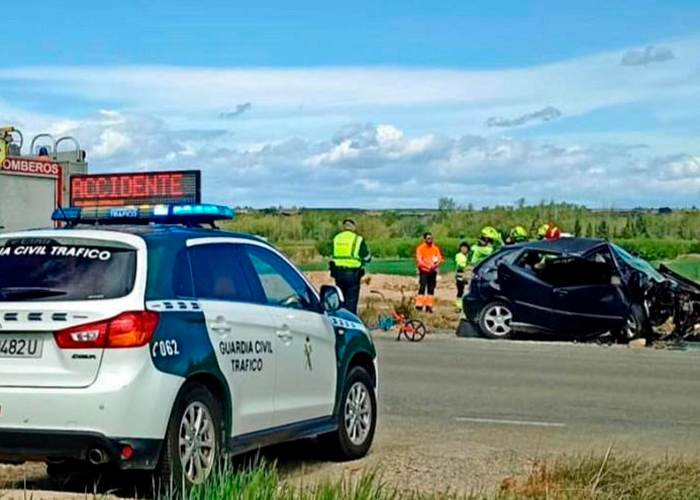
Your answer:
[332,231,364,269]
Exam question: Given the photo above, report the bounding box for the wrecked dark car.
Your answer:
[456,237,700,342]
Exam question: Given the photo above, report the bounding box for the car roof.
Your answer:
[2,224,272,247]
[515,237,608,255]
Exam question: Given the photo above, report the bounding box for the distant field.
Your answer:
[301,255,700,281]
[300,258,456,275]
[665,255,700,282]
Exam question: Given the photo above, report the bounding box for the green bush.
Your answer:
[362,238,469,259]
[613,239,700,261]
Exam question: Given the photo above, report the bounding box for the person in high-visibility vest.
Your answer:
[415,232,444,312]
[505,225,529,245]
[454,241,470,311]
[468,226,500,265]
[536,224,551,240]
[330,219,371,314]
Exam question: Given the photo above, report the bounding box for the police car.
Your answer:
[0,199,377,487]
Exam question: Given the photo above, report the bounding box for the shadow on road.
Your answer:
[2,439,331,498]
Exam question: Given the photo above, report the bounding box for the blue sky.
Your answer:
[1,1,700,208]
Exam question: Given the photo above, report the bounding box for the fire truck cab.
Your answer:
[0,127,88,232]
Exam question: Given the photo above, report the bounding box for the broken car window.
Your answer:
[537,257,613,288]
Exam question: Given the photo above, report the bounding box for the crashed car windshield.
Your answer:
[611,244,665,283]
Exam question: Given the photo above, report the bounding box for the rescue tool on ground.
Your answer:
[0,170,378,490]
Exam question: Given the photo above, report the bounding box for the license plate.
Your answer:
[0,336,43,358]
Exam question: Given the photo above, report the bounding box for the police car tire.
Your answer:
[322,366,377,461]
[155,383,222,490]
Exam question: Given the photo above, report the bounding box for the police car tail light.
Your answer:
[55,322,108,349]
[55,311,160,349]
[106,311,160,348]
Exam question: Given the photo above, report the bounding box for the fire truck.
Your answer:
[0,126,88,232]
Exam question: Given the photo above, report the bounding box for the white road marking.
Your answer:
[455,417,566,428]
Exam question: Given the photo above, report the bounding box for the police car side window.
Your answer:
[242,245,318,311]
[172,248,195,298]
[188,244,253,302]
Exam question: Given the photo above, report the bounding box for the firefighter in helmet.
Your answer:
[506,225,529,245]
[469,226,500,265]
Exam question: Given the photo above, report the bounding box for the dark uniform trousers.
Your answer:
[333,268,363,314]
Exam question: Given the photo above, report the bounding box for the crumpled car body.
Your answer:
[457,237,700,341]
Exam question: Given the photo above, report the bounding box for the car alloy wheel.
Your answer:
[344,381,372,446]
[482,303,513,338]
[178,402,217,485]
[622,314,639,340]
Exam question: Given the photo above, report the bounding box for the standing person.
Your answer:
[330,219,371,315]
[505,226,529,245]
[536,224,551,240]
[415,233,444,313]
[469,227,498,265]
[454,242,470,311]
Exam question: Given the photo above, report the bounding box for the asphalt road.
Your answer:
[377,334,700,458]
[4,334,700,498]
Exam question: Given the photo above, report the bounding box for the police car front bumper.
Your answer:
[0,429,162,469]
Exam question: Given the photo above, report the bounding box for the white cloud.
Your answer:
[621,45,676,66]
[0,35,699,208]
[0,35,697,122]
[354,179,382,192]
[486,106,562,128]
[305,123,448,168]
[34,113,696,208]
[92,129,132,158]
[656,154,700,180]
[220,102,252,119]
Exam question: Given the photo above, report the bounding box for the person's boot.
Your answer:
[415,295,425,312]
[426,306,434,313]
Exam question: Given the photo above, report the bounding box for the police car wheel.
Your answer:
[156,383,222,490]
[322,366,377,460]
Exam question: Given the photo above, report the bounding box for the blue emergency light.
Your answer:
[52,203,235,227]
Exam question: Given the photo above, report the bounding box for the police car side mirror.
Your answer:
[320,285,344,312]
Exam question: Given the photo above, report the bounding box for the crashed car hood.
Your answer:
[658,264,700,295]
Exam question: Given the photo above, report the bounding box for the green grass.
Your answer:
[300,258,457,276]
[664,255,700,282]
[500,452,700,500]
[302,255,700,283]
[160,459,461,500]
[151,454,700,500]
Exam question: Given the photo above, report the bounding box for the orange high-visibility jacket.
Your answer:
[415,242,444,273]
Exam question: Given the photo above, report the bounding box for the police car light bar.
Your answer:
[51,203,235,227]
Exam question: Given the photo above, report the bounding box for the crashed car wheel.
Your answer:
[478,301,514,339]
[615,305,647,342]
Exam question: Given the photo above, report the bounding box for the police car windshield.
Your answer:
[0,237,137,301]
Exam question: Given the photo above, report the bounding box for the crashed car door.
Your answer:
[548,257,629,334]
[497,263,555,331]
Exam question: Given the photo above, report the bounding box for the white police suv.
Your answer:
[0,202,377,487]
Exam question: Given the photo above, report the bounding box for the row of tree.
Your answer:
[225,201,700,244]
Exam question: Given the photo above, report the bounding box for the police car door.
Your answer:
[187,241,277,436]
[237,243,336,427]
